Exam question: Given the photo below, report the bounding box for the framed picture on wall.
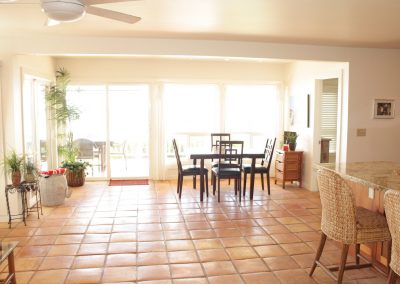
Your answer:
[374,99,395,119]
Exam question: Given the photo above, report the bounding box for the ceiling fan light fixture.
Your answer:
[41,0,85,22]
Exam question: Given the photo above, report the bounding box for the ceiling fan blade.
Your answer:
[83,0,139,5]
[86,6,141,24]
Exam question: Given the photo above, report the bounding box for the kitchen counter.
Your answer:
[315,161,400,191]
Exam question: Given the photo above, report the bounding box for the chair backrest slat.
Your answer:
[317,169,357,244]
[211,133,230,152]
[217,140,244,169]
[261,138,276,169]
[384,190,400,275]
[172,139,183,173]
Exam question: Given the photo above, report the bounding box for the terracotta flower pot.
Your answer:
[66,169,85,187]
[11,170,22,186]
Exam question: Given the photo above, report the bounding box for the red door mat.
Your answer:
[109,179,149,186]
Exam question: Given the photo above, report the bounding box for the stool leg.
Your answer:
[355,243,360,265]
[337,244,350,284]
[310,233,327,276]
[388,269,398,284]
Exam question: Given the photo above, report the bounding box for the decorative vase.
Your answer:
[66,169,85,187]
[11,170,22,186]
[288,142,297,151]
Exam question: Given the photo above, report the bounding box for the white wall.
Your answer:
[55,57,287,83]
[285,61,349,190]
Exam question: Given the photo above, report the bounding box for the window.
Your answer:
[225,84,279,151]
[163,83,220,158]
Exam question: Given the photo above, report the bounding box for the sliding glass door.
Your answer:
[67,84,150,179]
[109,85,149,178]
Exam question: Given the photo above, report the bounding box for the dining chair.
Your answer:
[242,137,276,196]
[310,169,391,284]
[211,140,243,202]
[172,139,208,199]
[384,190,400,284]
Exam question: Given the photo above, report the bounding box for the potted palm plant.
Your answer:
[46,67,89,187]
[4,150,24,186]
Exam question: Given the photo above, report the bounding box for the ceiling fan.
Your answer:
[41,0,141,25]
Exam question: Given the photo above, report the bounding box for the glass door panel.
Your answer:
[68,86,107,178]
[109,85,149,178]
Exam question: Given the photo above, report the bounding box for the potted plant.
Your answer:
[61,160,90,187]
[4,150,24,186]
[286,132,299,151]
[59,133,90,187]
[23,159,39,183]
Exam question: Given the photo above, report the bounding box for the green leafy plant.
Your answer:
[23,160,39,175]
[61,160,90,175]
[45,68,80,125]
[285,132,299,144]
[4,150,24,173]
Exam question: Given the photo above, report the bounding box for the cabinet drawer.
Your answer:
[285,162,299,171]
[285,153,301,162]
[275,161,284,171]
[275,170,283,180]
[276,152,285,162]
[285,171,299,180]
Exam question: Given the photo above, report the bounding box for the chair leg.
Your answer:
[205,174,209,197]
[243,172,247,197]
[388,269,398,284]
[177,173,181,194]
[178,175,184,199]
[217,177,221,202]
[238,176,241,203]
[337,244,350,284]
[193,176,196,189]
[212,173,216,195]
[234,179,237,195]
[355,243,360,265]
[267,172,271,195]
[261,173,264,190]
[310,232,327,276]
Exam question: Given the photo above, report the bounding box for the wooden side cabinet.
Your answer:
[274,150,303,189]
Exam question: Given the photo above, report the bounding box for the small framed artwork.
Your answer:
[374,99,395,119]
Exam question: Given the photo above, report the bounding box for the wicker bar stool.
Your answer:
[384,190,400,284]
[310,169,392,284]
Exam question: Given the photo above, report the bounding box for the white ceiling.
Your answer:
[1,0,400,48]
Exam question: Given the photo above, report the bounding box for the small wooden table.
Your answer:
[190,153,264,201]
[0,241,18,284]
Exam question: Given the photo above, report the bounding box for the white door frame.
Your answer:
[311,70,344,191]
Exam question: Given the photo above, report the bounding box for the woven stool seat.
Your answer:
[355,207,391,243]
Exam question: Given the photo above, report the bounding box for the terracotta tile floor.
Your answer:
[0,179,388,284]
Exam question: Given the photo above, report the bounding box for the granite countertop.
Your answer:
[315,161,400,191]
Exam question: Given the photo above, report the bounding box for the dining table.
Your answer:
[190,152,265,201]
